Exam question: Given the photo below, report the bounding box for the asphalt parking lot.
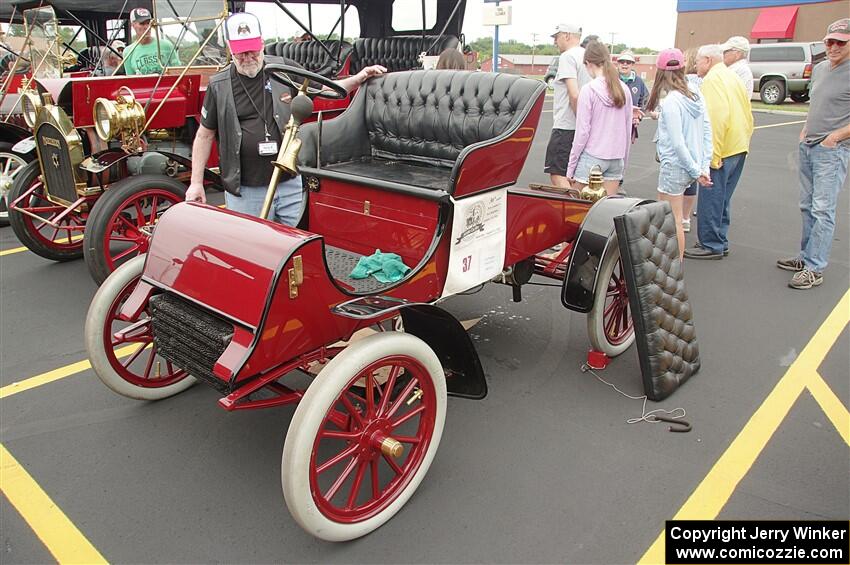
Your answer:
[1,97,848,564]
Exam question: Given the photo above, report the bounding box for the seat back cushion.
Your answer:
[363,70,542,167]
[350,35,458,73]
[262,40,352,77]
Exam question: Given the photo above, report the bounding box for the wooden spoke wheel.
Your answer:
[84,174,186,284]
[587,237,635,357]
[85,255,196,400]
[7,161,85,261]
[282,333,446,541]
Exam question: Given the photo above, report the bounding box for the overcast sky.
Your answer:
[246,0,679,49]
[463,0,678,48]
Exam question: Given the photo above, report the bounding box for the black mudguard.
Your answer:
[0,123,33,152]
[81,149,224,191]
[561,196,650,313]
[401,304,487,400]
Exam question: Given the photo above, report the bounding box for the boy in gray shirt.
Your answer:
[777,18,850,289]
[544,23,591,188]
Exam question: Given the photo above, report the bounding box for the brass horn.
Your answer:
[273,120,302,177]
[259,80,314,219]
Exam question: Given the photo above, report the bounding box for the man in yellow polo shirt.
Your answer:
[685,43,753,260]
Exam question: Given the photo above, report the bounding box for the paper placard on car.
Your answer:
[442,188,507,298]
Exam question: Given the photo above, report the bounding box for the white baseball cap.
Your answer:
[552,23,581,37]
[721,36,750,53]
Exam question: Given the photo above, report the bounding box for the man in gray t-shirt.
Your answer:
[544,23,591,188]
[777,17,850,289]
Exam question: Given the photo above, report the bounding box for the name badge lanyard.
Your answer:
[236,70,278,155]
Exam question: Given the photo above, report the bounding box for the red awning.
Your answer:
[751,6,799,40]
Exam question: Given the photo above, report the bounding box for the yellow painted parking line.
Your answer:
[0,344,141,400]
[753,119,806,130]
[0,234,84,258]
[638,289,850,565]
[1,205,225,258]
[1,443,107,564]
[806,371,850,446]
[0,245,30,257]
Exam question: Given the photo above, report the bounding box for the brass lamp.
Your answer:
[20,90,43,128]
[580,164,607,202]
[93,86,145,150]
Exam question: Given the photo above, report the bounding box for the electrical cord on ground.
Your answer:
[581,364,687,427]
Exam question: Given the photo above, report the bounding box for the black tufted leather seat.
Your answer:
[614,202,701,401]
[349,35,459,73]
[262,40,352,77]
[299,70,545,196]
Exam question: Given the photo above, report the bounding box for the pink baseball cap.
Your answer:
[656,48,685,71]
[226,12,263,54]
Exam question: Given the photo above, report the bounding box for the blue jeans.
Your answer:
[797,142,850,272]
[224,175,303,226]
[697,152,747,254]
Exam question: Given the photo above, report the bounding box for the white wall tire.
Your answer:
[85,255,196,400]
[586,236,635,357]
[282,332,446,541]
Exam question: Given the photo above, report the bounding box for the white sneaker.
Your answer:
[682,219,691,233]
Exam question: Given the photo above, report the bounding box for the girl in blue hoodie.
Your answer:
[646,48,713,260]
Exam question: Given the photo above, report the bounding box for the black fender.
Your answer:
[401,305,487,400]
[330,298,486,399]
[562,196,651,313]
[0,123,34,153]
[81,149,224,191]
[401,304,487,400]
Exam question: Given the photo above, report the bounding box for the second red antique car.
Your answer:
[5,0,469,282]
[85,63,640,541]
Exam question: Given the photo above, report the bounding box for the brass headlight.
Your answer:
[21,92,42,128]
[93,87,145,142]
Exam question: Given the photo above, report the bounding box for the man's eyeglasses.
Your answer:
[825,38,848,47]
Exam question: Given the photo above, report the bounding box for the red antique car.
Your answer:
[5,0,466,282]
[85,63,640,541]
[1,1,126,226]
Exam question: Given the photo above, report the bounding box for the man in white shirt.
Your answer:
[544,23,592,188]
[722,36,754,96]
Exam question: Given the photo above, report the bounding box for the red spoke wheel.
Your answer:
[587,236,635,357]
[282,333,446,541]
[8,160,85,261]
[84,174,186,285]
[85,255,196,400]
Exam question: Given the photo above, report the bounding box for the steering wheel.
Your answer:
[264,63,347,100]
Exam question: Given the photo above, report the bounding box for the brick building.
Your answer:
[480,53,659,81]
[480,54,556,74]
[676,0,848,50]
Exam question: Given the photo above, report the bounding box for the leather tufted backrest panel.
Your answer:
[350,35,459,73]
[614,202,700,401]
[262,40,352,77]
[363,70,542,167]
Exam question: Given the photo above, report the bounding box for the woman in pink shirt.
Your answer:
[567,41,633,196]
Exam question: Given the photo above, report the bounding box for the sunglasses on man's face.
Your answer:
[825,38,848,47]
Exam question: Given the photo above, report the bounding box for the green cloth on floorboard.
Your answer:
[350,249,411,283]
